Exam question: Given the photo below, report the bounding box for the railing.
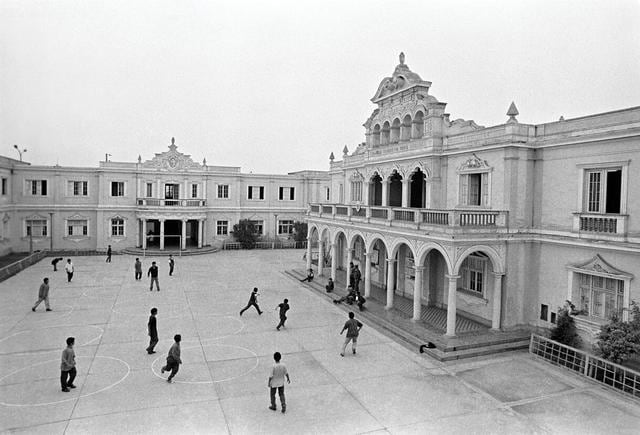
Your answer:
[370,207,388,219]
[351,207,366,217]
[137,198,206,207]
[394,209,415,222]
[530,334,640,399]
[336,206,348,216]
[459,211,497,226]
[573,213,627,235]
[422,210,449,225]
[322,205,333,214]
[223,240,308,250]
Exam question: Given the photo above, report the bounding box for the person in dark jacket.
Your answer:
[161,334,182,383]
[240,287,263,316]
[325,277,334,292]
[51,257,63,271]
[106,245,112,262]
[148,261,160,291]
[276,299,290,330]
[146,307,158,354]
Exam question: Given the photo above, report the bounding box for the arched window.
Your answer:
[412,111,424,138]
[401,115,412,141]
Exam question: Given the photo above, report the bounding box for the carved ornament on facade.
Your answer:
[350,169,364,181]
[567,254,633,278]
[141,138,203,171]
[457,153,491,172]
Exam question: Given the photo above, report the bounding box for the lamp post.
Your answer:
[105,153,111,162]
[13,145,27,161]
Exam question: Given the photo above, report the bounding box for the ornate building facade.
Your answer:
[306,54,640,341]
[0,138,330,254]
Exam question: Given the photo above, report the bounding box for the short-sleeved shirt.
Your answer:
[343,319,363,338]
[278,302,290,317]
[270,362,288,388]
[61,347,76,371]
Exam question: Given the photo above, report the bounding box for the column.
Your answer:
[381,180,389,207]
[363,182,370,206]
[386,258,396,309]
[159,219,165,250]
[142,219,147,250]
[364,251,372,298]
[305,237,312,272]
[413,266,424,321]
[318,240,325,277]
[491,273,504,330]
[445,274,460,336]
[401,179,411,208]
[197,219,203,248]
[181,219,187,250]
[330,243,337,281]
[345,248,354,291]
[157,180,162,199]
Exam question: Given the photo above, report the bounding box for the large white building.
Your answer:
[306,54,640,342]
[0,137,329,255]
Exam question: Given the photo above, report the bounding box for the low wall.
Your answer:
[0,251,48,283]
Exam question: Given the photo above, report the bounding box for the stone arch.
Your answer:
[369,172,383,206]
[381,121,390,145]
[416,242,454,274]
[390,118,401,143]
[401,114,412,141]
[388,170,403,207]
[412,110,424,138]
[388,237,418,260]
[453,244,504,275]
[372,124,381,146]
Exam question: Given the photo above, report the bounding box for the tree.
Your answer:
[232,219,258,249]
[291,221,308,243]
[596,302,640,364]
[550,308,582,348]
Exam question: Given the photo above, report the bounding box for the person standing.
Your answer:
[134,258,143,280]
[64,259,74,283]
[353,265,362,292]
[268,352,290,413]
[106,245,112,263]
[51,257,63,271]
[146,307,158,354]
[161,334,182,383]
[168,255,175,276]
[60,337,77,392]
[240,288,263,316]
[276,299,290,331]
[148,261,160,291]
[32,277,52,312]
[340,312,363,357]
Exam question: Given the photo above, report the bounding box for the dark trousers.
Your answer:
[240,302,262,315]
[147,336,158,353]
[53,265,57,271]
[162,360,179,380]
[60,367,77,389]
[106,255,111,262]
[67,271,73,282]
[270,386,286,408]
[169,265,174,276]
[276,315,287,330]
[150,276,160,290]
[135,271,142,280]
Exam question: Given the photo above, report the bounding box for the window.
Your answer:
[111,218,125,236]
[111,182,125,197]
[164,184,179,199]
[146,183,153,197]
[350,181,362,202]
[540,304,549,321]
[68,181,88,196]
[577,273,624,320]
[217,184,229,199]
[248,186,264,200]
[584,168,622,214]
[27,180,47,196]
[191,184,198,198]
[460,173,489,206]
[68,219,88,236]
[26,219,47,237]
[460,254,486,295]
[325,187,330,201]
[250,220,264,235]
[278,220,294,234]
[216,220,228,235]
[1,178,6,195]
[279,187,295,201]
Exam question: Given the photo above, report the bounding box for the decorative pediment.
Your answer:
[457,153,491,172]
[568,254,633,279]
[350,169,364,181]
[141,138,203,171]
[66,213,88,221]
[371,53,431,103]
[26,213,48,221]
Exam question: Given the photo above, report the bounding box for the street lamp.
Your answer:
[13,145,27,161]
[105,153,112,162]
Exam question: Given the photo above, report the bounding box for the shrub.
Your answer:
[292,221,308,243]
[596,302,640,364]
[550,308,582,348]
[231,220,258,249]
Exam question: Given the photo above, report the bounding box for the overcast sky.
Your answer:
[1,0,639,174]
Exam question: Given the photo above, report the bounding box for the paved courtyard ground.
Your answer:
[1,250,639,434]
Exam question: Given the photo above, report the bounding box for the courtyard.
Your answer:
[0,250,639,434]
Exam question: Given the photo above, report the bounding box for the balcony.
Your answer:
[573,212,628,237]
[137,198,207,207]
[308,203,508,234]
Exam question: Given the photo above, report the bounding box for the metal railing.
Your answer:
[222,240,308,250]
[137,198,206,207]
[580,216,617,233]
[530,334,640,399]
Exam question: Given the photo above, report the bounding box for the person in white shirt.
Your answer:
[64,259,74,282]
[268,351,291,413]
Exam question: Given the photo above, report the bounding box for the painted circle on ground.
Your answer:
[0,356,130,407]
[151,343,259,384]
[0,324,104,351]
[197,315,245,339]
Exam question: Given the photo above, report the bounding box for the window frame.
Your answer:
[111,181,125,197]
[250,220,264,235]
[67,219,89,237]
[216,220,228,235]
[25,218,48,237]
[110,217,125,237]
[248,185,265,200]
[217,184,229,199]
[26,179,48,196]
[68,180,89,197]
[278,219,294,235]
[459,254,487,296]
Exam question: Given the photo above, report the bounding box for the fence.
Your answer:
[0,251,48,283]
[529,334,640,399]
[222,240,308,250]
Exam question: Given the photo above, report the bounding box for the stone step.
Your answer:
[121,247,219,257]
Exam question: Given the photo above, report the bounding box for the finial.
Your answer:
[399,52,405,65]
[342,145,349,156]
[506,102,519,123]
[559,115,565,121]
[202,158,207,166]
[137,155,142,164]
[171,137,175,145]
[329,152,335,162]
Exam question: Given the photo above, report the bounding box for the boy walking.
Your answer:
[268,352,290,413]
[240,288,263,316]
[161,334,182,383]
[340,312,363,356]
[134,258,143,280]
[60,337,77,392]
[64,259,74,282]
[32,277,52,312]
[106,245,112,262]
[146,308,158,354]
[276,299,290,331]
[168,255,175,276]
[148,261,160,291]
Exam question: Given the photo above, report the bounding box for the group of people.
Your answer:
[239,287,291,332]
[133,255,176,291]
